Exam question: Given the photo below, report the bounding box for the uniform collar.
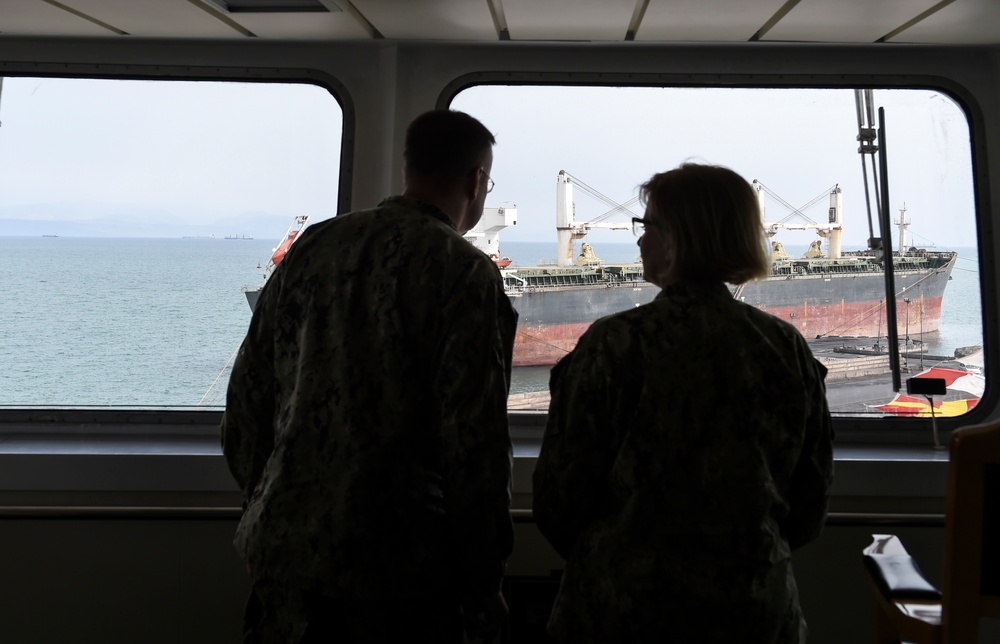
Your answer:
[655,280,732,303]
[379,195,456,230]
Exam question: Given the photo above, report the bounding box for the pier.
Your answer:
[507,336,983,414]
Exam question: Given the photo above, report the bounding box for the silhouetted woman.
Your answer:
[533,163,834,643]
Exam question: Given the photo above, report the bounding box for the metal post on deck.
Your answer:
[877,107,901,392]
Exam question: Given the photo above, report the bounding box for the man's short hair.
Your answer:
[640,163,771,286]
[404,110,496,187]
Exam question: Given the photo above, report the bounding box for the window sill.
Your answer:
[0,415,952,518]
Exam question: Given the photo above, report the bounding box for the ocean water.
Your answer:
[0,237,984,407]
[1,237,268,408]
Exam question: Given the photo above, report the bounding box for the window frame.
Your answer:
[0,65,993,446]
[440,72,996,443]
[0,64,353,426]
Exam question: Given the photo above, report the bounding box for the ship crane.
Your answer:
[556,170,639,266]
[753,181,844,259]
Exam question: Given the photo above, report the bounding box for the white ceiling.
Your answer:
[0,0,997,44]
[637,0,791,42]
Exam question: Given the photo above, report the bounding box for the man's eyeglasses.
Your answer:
[482,169,495,194]
[632,217,656,238]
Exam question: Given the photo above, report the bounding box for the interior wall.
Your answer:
[0,36,997,644]
[0,518,248,643]
[3,517,997,644]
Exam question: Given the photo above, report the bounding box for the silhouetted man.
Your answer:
[223,109,516,643]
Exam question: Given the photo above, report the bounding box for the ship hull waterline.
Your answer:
[509,258,955,367]
[513,294,946,367]
[245,254,956,369]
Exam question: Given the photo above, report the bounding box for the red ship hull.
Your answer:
[509,252,957,367]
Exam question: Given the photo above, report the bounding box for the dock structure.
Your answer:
[811,336,895,382]
[508,390,552,411]
[507,336,982,414]
[807,335,965,382]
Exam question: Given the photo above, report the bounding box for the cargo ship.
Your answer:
[502,246,956,367]
[245,173,956,369]
[488,172,956,367]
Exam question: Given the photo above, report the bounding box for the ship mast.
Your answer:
[896,203,910,254]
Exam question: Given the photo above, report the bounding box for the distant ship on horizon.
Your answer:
[225,233,253,240]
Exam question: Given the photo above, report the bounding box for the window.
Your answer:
[452,85,982,417]
[0,77,343,409]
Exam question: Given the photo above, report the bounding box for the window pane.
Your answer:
[0,78,342,409]
[452,86,982,417]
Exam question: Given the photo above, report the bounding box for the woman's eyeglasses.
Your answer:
[632,217,655,238]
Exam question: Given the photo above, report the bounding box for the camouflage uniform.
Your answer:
[222,196,517,642]
[533,280,833,644]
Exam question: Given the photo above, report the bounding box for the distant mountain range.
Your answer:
[0,212,310,239]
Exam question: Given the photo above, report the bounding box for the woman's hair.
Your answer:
[640,163,771,285]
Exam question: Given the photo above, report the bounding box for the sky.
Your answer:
[0,77,977,251]
[453,85,977,250]
[0,77,342,238]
